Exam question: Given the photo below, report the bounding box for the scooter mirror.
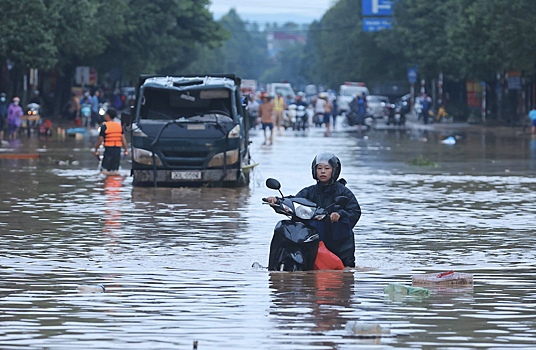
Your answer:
[266,178,281,190]
[334,196,349,207]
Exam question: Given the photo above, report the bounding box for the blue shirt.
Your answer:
[529,110,536,121]
[91,95,99,113]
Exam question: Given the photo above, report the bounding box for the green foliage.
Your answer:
[407,155,439,167]
[181,9,269,80]
[261,42,306,86]
[96,0,228,79]
[308,0,408,89]
[0,0,226,78]
[0,0,57,68]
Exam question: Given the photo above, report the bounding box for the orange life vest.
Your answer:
[104,121,123,147]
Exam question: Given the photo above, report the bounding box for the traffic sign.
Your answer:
[407,68,417,83]
[363,0,393,16]
[363,18,392,32]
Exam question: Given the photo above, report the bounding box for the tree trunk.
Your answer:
[52,64,75,120]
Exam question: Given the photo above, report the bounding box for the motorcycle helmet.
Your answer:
[311,152,341,183]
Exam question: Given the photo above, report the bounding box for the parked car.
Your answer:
[366,95,390,118]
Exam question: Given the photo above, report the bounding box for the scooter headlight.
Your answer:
[294,203,315,220]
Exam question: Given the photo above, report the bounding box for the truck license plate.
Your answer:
[171,171,202,180]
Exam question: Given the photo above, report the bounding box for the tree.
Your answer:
[181,9,269,80]
[0,0,57,69]
[96,0,228,79]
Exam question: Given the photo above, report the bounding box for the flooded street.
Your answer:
[1,124,536,349]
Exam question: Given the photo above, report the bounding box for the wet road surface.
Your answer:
[1,123,536,349]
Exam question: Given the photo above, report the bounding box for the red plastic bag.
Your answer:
[314,241,344,270]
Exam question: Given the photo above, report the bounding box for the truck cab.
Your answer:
[122,74,251,186]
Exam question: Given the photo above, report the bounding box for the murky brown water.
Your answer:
[1,124,536,349]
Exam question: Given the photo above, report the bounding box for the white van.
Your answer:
[266,83,295,100]
[337,83,369,114]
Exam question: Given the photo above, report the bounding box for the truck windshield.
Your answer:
[140,87,234,122]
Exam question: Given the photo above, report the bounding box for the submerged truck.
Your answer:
[121,74,253,186]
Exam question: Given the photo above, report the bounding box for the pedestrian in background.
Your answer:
[258,94,274,145]
[529,106,536,135]
[332,98,338,131]
[67,93,80,120]
[273,92,287,133]
[7,97,23,139]
[422,96,431,124]
[90,90,100,127]
[113,89,123,110]
[247,94,259,129]
[0,93,8,140]
[80,91,92,126]
[94,108,129,173]
[324,95,333,137]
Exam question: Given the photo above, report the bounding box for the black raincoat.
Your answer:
[295,180,361,267]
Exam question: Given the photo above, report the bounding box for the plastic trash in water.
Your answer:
[345,321,390,335]
[441,136,456,145]
[383,283,430,297]
[66,128,86,135]
[77,284,106,293]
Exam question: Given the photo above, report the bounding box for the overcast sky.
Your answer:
[210,0,334,20]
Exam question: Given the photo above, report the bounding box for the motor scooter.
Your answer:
[263,178,348,271]
[313,112,324,127]
[295,105,308,131]
[283,104,297,130]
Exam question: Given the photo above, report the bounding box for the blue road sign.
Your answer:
[407,68,417,83]
[363,18,392,32]
[363,0,393,16]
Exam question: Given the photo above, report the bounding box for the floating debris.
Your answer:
[384,283,430,297]
[441,136,456,145]
[77,284,106,293]
[412,271,473,286]
[345,321,390,335]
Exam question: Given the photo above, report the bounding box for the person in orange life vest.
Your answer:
[93,108,129,172]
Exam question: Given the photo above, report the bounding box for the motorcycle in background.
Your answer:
[283,104,297,130]
[295,105,308,131]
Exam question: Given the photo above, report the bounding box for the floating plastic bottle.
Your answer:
[345,321,390,335]
[383,283,429,297]
[77,284,106,293]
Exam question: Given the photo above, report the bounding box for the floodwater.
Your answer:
[1,123,536,349]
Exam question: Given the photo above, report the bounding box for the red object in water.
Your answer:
[314,242,344,270]
[74,117,81,126]
[437,270,454,278]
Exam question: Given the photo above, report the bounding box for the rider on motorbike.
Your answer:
[267,153,361,267]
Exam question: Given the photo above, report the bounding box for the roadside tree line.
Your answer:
[0,0,227,116]
[304,0,536,122]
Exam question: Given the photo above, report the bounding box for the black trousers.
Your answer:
[102,147,121,171]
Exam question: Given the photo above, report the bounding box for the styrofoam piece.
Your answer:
[412,272,473,286]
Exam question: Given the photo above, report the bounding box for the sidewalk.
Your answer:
[405,112,530,136]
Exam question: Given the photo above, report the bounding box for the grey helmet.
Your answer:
[311,152,341,183]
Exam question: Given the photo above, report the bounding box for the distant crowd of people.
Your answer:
[246,91,339,144]
[64,88,132,127]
